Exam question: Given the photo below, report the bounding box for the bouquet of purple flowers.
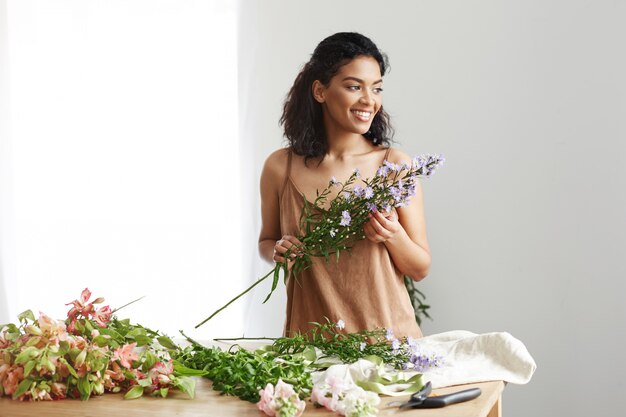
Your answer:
[196,154,445,328]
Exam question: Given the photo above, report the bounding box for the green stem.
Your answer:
[111,296,145,314]
[179,330,203,346]
[213,337,278,342]
[195,267,277,328]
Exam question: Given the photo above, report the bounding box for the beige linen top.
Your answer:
[280,148,422,339]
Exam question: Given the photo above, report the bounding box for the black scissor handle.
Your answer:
[409,387,482,409]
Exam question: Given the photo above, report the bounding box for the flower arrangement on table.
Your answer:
[196,153,445,328]
[177,318,443,417]
[0,289,197,401]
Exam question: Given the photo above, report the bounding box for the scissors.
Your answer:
[387,381,482,409]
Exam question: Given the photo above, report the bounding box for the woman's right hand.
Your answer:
[273,235,303,265]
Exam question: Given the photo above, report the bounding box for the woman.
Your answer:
[258,32,431,338]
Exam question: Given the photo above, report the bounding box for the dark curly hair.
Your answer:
[280,32,394,162]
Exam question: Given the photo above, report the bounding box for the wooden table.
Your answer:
[0,378,504,417]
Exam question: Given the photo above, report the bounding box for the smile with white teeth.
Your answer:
[351,110,372,121]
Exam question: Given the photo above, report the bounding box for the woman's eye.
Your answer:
[347,85,360,91]
[374,87,384,94]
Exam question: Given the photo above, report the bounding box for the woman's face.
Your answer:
[313,56,383,137]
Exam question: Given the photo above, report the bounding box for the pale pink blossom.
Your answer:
[256,379,305,417]
[37,313,68,340]
[311,386,330,407]
[112,342,139,369]
[257,382,276,416]
[93,305,112,327]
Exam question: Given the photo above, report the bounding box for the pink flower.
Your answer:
[257,383,277,416]
[256,379,305,417]
[112,342,139,369]
[66,288,92,319]
[37,312,68,339]
[2,365,24,396]
[93,305,112,327]
[50,382,67,399]
[311,386,330,408]
[147,360,175,390]
[151,360,173,376]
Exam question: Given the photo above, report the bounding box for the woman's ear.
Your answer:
[312,80,326,103]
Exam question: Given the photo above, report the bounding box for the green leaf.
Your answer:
[173,362,209,377]
[124,385,145,400]
[60,358,78,378]
[142,351,158,371]
[17,310,35,323]
[15,347,39,365]
[138,378,152,388]
[133,334,153,347]
[263,266,281,304]
[174,376,196,399]
[77,377,92,401]
[158,387,169,398]
[92,335,111,347]
[157,336,178,350]
[24,360,36,377]
[12,378,33,400]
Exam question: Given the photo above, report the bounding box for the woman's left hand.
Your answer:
[363,207,402,243]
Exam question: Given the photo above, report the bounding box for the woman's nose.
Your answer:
[359,90,374,105]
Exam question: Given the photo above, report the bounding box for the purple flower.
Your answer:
[364,187,374,199]
[330,176,338,185]
[376,165,389,177]
[407,336,418,349]
[407,352,444,372]
[352,186,364,197]
[340,211,351,227]
[385,328,394,341]
[389,186,402,201]
[412,156,425,170]
[384,160,399,172]
[391,338,401,351]
[354,168,361,178]
[366,202,377,212]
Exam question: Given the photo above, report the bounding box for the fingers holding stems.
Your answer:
[364,207,401,243]
[273,235,303,264]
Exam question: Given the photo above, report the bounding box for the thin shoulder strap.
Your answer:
[280,149,293,197]
[383,146,392,162]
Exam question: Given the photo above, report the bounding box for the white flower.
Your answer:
[336,319,345,330]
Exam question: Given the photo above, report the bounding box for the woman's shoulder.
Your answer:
[261,147,291,180]
[383,146,412,165]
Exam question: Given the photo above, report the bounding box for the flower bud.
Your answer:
[25,325,42,336]
[93,381,104,395]
[44,358,56,373]
[74,350,87,367]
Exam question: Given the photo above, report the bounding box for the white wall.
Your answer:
[238,1,626,416]
[1,0,241,340]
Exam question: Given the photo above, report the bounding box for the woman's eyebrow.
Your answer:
[341,76,383,84]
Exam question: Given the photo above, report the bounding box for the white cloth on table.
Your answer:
[417,330,536,388]
[310,330,536,395]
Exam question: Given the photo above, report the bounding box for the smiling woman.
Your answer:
[259,32,432,339]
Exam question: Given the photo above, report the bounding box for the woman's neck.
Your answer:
[325,133,374,161]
